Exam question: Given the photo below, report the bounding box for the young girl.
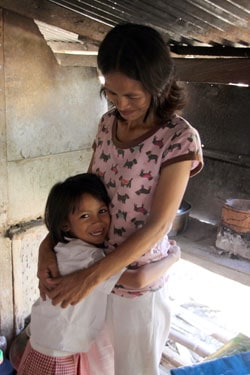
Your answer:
[18,173,180,375]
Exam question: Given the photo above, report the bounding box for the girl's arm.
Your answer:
[41,160,191,307]
[118,241,181,288]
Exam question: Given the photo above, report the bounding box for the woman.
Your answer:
[38,23,203,375]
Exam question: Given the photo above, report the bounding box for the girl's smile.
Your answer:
[64,193,110,245]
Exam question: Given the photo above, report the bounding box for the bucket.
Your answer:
[9,326,30,371]
[221,199,250,234]
[169,200,191,237]
[216,198,250,260]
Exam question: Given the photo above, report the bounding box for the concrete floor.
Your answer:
[170,217,250,287]
[168,258,250,338]
[159,246,250,373]
[159,220,250,373]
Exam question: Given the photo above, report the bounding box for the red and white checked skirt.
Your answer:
[17,341,90,375]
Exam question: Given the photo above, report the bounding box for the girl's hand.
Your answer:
[119,240,181,289]
[168,239,181,263]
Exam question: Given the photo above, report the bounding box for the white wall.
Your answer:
[0,10,107,341]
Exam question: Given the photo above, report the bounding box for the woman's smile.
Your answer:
[104,71,152,122]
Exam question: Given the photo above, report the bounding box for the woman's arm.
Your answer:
[46,160,191,307]
[37,233,60,299]
[118,241,181,288]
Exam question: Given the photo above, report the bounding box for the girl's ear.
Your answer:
[61,222,70,231]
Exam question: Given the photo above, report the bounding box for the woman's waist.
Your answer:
[114,252,170,298]
[113,273,169,298]
[106,233,170,263]
[128,249,169,269]
[106,235,170,297]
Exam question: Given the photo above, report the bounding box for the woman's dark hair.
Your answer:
[44,173,110,244]
[98,22,186,122]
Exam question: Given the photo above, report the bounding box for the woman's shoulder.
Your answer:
[163,114,194,129]
[100,108,116,122]
[96,108,116,134]
[160,114,200,139]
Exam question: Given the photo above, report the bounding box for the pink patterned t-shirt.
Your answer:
[92,109,203,297]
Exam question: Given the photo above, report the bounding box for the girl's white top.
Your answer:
[30,238,123,356]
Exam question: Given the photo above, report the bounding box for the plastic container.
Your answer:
[0,335,7,358]
[0,358,16,374]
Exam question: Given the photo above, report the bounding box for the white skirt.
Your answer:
[106,284,171,375]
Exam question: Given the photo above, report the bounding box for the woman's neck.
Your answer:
[116,112,159,142]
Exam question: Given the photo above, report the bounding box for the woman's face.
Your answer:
[64,193,110,245]
[103,71,152,122]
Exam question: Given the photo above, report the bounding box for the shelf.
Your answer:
[171,218,250,287]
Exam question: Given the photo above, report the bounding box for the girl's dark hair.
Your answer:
[44,173,110,244]
[98,22,186,122]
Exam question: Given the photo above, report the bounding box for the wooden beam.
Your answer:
[48,41,98,54]
[0,0,111,44]
[169,328,215,357]
[174,58,250,85]
[170,45,250,58]
[161,346,189,368]
[55,53,97,67]
[203,148,250,168]
[1,2,249,84]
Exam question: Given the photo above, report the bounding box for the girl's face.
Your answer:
[103,71,152,122]
[64,193,110,245]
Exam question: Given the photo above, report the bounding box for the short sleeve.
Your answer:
[161,117,203,177]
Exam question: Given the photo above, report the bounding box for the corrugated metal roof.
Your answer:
[35,20,79,42]
[47,0,250,54]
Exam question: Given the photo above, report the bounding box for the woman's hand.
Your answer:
[37,233,104,307]
[37,234,60,300]
[46,266,100,308]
